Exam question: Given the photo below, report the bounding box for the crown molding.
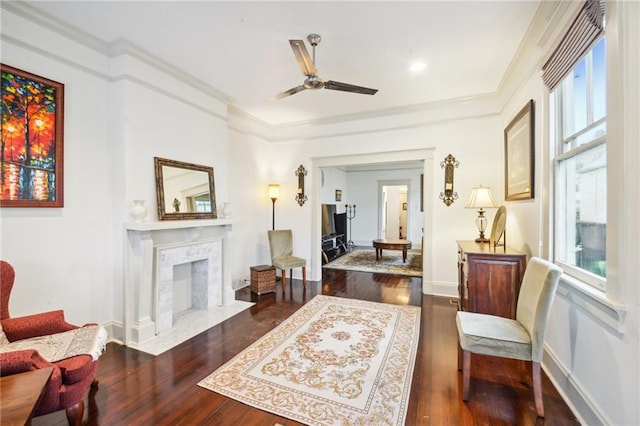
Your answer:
[2,1,233,105]
[228,93,501,142]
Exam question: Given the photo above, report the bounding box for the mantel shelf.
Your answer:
[125,218,236,232]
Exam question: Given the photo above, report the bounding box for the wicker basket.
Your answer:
[250,265,276,295]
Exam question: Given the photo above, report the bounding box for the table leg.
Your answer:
[376,248,380,261]
[402,249,407,262]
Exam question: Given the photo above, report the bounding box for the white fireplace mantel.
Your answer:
[123,219,237,348]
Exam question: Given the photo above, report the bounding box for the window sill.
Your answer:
[556,274,627,335]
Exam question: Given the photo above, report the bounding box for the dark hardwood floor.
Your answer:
[33,269,579,425]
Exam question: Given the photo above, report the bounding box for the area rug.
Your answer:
[323,248,422,277]
[198,295,421,425]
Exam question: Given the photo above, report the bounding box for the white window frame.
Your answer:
[550,37,607,291]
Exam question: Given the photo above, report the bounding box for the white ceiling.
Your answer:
[25,1,540,127]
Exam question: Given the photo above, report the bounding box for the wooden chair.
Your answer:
[456,257,562,417]
[267,230,306,289]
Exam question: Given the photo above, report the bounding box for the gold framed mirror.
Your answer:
[154,157,217,220]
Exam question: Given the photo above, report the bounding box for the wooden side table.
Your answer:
[372,239,412,262]
[0,367,54,425]
[457,240,527,319]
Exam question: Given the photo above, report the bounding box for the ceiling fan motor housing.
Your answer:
[304,75,324,89]
[307,33,321,46]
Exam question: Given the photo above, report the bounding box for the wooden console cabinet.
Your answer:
[457,240,527,319]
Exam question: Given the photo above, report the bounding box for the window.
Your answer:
[551,37,606,290]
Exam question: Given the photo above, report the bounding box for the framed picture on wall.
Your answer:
[402,202,407,210]
[0,64,65,207]
[504,99,534,201]
[335,189,342,202]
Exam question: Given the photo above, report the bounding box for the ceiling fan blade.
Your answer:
[324,80,378,95]
[289,39,318,76]
[271,85,307,101]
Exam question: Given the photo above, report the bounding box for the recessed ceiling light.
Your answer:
[410,61,427,73]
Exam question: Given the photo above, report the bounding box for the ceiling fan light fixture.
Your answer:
[410,60,427,73]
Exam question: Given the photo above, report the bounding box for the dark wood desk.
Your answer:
[0,367,53,426]
[372,239,412,262]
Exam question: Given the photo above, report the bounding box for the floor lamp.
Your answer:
[268,184,279,230]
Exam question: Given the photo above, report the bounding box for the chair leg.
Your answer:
[281,269,286,289]
[302,266,307,287]
[462,350,471,401]
[532,361,545,417]
[457,342,462,371]
[65,399,84,426]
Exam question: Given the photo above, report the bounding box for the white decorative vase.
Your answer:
[221,202,232,218]
[130,200,147,223]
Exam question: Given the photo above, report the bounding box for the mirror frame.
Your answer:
[154,157,217,220]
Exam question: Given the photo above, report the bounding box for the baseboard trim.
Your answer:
[543,345,609,425]
[423,281,458,298]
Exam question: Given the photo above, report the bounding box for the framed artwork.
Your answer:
[1,64,64,207]
[402,202,407,210]
[335,189,342,202]
[504,99,534,201]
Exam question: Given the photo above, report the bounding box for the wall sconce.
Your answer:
[295,164,307,206]
[268,184,279,230]
[465,186,498,242]
[439,154,459,206]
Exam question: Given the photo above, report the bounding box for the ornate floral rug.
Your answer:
[323,248,422,277]
[198,295,421,425]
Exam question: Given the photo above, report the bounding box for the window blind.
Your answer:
[542,0,605,91]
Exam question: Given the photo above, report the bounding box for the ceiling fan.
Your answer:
[273,34,378,100]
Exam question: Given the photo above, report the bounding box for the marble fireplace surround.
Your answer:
[124,219,252,355]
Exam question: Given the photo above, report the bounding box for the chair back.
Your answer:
[0,261,15,320]
[268,230,293,261]
[516,257,562,362]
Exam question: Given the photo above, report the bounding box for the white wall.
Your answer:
[346,171,420,244]
[319,167,347,210]
[1,6,230,341]
[1,7,115,327]
[227,128,275,284]
[497,2,640,424]
[235,102,504,291]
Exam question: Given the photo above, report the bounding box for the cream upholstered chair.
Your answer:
[268,230,306,289]
[456,257,562,418]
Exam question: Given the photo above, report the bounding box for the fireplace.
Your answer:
[124,219,252,355]
[154,239,222,334]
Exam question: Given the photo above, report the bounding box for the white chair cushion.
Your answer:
[456,311,532,361]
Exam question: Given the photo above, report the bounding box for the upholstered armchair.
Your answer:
[0,260,105,426]
[456,257,562,418]
[268,229,307,288]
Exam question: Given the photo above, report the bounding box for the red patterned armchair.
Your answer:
[0,260,103,426]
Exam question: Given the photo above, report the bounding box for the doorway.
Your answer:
[380,183,409,239]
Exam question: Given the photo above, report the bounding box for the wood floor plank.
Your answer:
[32,269,579,425]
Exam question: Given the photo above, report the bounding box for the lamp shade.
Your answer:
[465,186,498,209]
[268,184,280,199]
